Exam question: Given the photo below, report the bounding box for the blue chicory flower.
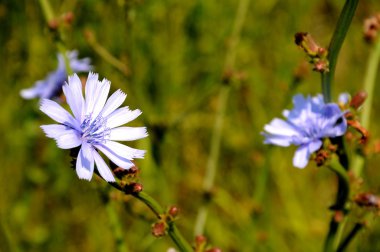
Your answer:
[262,94,347,168]
[40,72,148,182]
[20,50,92,100]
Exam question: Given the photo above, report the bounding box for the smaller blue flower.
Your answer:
[40,72,148,182]
[20,50,92,100]
[262,94,347,168]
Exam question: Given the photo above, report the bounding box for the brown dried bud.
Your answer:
[349,91,367,109]
[314,149,329,167]
[294,32,322,56]
[195,235,207,246]
[48,19,59,31]
[168,206,179,218]
[131,182,143,193]
[346,120,369,145]
[113,164,139,179]
[354,193,380,208]
[152,222,166,237]
[63,11,74,24]
[206,248,222,252]
[334,211,344,222]
[363,14,380,42]
[313,59,329,73]
[123,182,143,194]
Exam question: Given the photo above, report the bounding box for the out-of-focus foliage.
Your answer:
[1,0,380,251]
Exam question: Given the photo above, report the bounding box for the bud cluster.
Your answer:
[294,32,329,73]
[363,14,380,43]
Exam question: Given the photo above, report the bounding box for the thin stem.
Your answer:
[104,180,193,251]
[38,0,54,22]
[324,155,350,252]
[321,0,359,103]
[85,32,130,76]
[131,191,164,219]
[193,0,250,236]
[321,1,358,250]
[38,0,72,74]
[132,191,193,251]
[168,223,194,252]
[352,36,380,176]
[105,201,129,252]
[202,86,229,192]
[336,223,364,252]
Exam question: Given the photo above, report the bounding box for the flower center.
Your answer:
[80,113,110,144]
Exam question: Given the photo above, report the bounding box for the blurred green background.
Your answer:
[2,0,380,251]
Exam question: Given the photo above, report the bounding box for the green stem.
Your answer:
[105,201,129,252]
[168,223,194,252]
[38,0,72,75]
[131,191,164,219]
[104,181,193,251]
[352,36,380,176]
[38,0,54,22]
[324,156,350,252]
[321,0,359,103]
[193,0,250,236]
[132,191,193,251]
[336,223,364,252]
[85,33,130,76]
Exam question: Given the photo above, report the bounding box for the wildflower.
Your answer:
[40,72,147,182]
[262,94,347,168]
[20,50,92,100]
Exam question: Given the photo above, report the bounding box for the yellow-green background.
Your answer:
[1,0,380,251]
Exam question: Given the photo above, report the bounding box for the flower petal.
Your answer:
[292,140,321,169]
[76,143,94,180]
[93,150,115,182]
[20,85,40,99]
[84,73,110,118]
[41,124,73,139]
[262,133,292,147]
[55,131,81,149]
[101,90,127,117]
[104,140,146,159]
[63,74,84,121]
[92,78,111,118]
[109,127,148,141]
[308,139,322,153]
[94,140,145,169]
[264,118,300,137]
[40,99,79,129]
[84,72,99,113]
[293,144,310,169]
[106,107,142,129]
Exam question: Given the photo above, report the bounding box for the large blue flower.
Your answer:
[262,94,347,168]
[21,50,92,100]
[40,72,148,182]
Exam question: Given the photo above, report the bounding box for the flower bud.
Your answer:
[206,248,222,252]
[354,193,380,208]
[349,91,367,109]
[363,14,380,43]
[63,11,74,25]
[48,19,59,31]
[195,235,207,246]
[152,222,166,237]
[294,32,321,56]
[168,206,179,218]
